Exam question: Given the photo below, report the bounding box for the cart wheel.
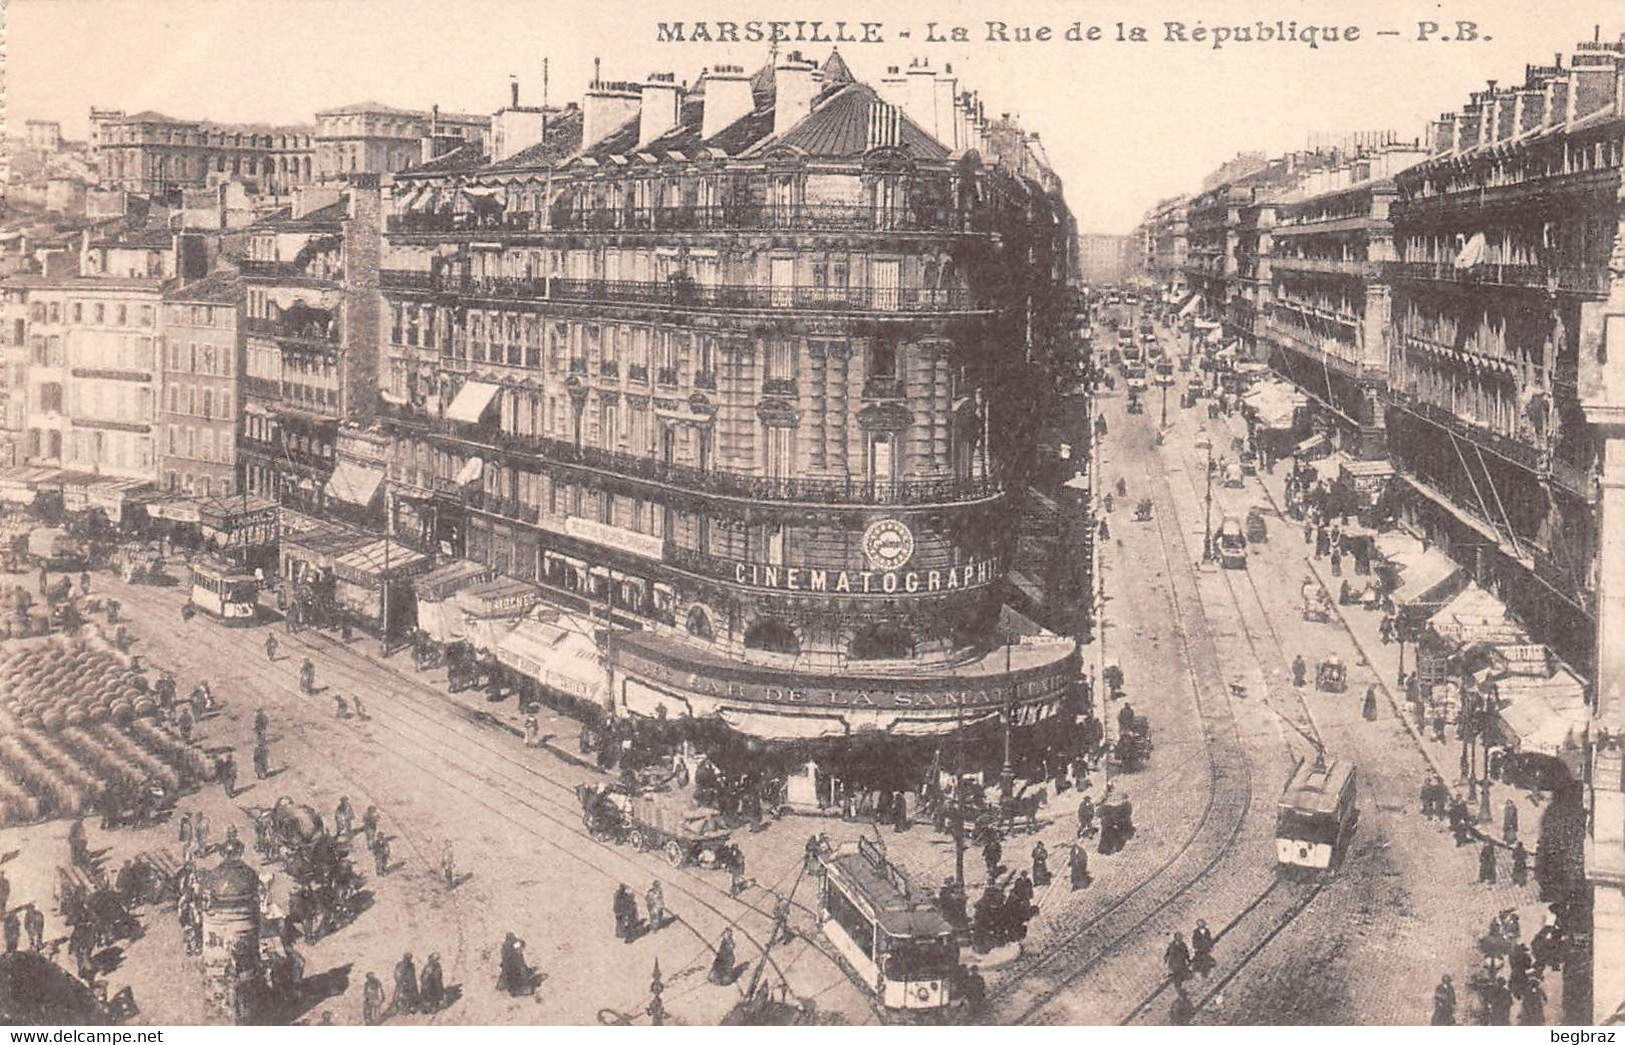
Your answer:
[628,829,648,852]
[664,840,686,868]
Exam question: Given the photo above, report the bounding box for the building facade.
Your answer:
[378,52,1079,742]
[238,179,382,513]
[1076,233,1137,286]
[314,103,491,182]
[160,274,244,498]
[91,110,315,196]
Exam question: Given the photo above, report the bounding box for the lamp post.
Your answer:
[1001,642,1015,802]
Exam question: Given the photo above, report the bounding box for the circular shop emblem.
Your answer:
[862,518,915,572]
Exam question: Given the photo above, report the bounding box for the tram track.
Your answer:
[988,414,1256,1025]
[107,580,885,1025]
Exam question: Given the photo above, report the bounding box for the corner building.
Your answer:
[379,51,1079,745]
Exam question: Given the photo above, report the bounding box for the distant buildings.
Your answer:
[314,102,490,182]
[1076,233,1137,285]
[89,110,315,196]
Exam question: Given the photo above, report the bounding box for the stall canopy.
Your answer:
[1244,381,1304,430]
[146,497,202,524]
[453,576,541,619]
[495,612,607,705]
[1495,669,1589,758]
[283,525,372,574]
[1428,584,1524,645]
[0,467,64,504]
[414,559,493,602]
[1381,535,1467,609]
[198,494,280,547]
[446,382,501,424]
[325,461,385,508]
[332,539,429,587]
[1295,433,1330,458]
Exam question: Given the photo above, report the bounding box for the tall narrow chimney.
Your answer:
[773,51,818,137]
[904,58,936,135]
[639,73,681,148]
[701,65,753,139]
[510,78,520,110]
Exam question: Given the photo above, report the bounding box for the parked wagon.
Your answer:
[1246,506,1269,543]
[577,783,738,870]
[1316,656,1348,694]
[1114,714,1153,771]
[1302,579,1333,623]
[113,543,167,585]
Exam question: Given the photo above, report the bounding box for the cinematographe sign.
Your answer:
[731,556,999,595]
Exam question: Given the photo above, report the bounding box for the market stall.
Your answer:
[493,609,608,710]
[1493,668,1590,777]
[331,538,432,634]
[411,559,494,646]
[452,577,542,653]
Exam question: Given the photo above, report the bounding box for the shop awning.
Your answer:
[1295,433,1330,457]
[324,461,386,507]
[414,558,493,601]
[1244,382,1303,430]
[495,614,607,704]
[446,382,501,424]
[454,456,484,487]
[454,576,541,618]
[332,539,427,585]
[1496,670,1589,757]
[1384,538,1466,609]
[146,497,202,524]
[1429,584,1524,645]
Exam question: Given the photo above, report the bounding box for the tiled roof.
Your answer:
[483,109,585,171]
[317,101,419,117]
[759,82,950,160]
[581,116,642,159]
[165,271,243,304]
[409,143,489,174]
[119,111,188,125]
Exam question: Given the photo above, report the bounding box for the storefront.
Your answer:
[331,538,431,634]
[411,559,494,645]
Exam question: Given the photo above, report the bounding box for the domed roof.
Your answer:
[202,857,259,905]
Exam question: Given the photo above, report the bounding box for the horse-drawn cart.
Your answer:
[1114,714,1154,771]
[578,783,738,870]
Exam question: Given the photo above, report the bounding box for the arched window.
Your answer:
[686,606,714,641]
[744,618,800,655]
[849,623,915,661]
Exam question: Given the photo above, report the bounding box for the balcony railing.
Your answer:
[387,202,971,236]
[380,270,981,313]
[626,363,649,384]
[600,360,619,379]
[568,358,588,375]
[657,367,680,388]
[244,315,339,344]
[239,258,339,283]
[1400,397,1550,476]
[1384,259,1609,294]
[1271,257,1375,278]
[382,405,1004,508]
[692,371,717,391]
[862,377,906,400]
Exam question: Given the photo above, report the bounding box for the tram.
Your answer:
[818,838,959,1013]
[1218,516,1248,569]
[188,558,260,624]
[1275,754,1358,869]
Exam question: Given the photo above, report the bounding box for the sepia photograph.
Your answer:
[0,0,1622,1029]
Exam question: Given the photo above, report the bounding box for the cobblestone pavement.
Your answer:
[1,575,874,1026]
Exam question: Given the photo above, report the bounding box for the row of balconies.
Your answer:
[382,404,1002,509]
[381,271,979,314]
[243,315,340,345]
[1271,256,1377,278]
[238,259,340,284]
[387,202,981,237]
[1395,395,1550,477]
[1384,259,1609,294]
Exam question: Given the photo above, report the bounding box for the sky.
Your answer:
[6,0,1624,233]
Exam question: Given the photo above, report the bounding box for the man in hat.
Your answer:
[362,972,386,1025]
[1432,974,1455,1025]
[1479,840,1498,884]
[1069,843,1091,890]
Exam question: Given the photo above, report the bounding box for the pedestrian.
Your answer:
[1031,841,1051,887]
[1486,975,1513,1025]
[1191,919,1215,977]
[363,805,380,849]
[0,868,10,915]
[362,972,386,1025]
[441,841,457,889]
[982,835,1002,879]
[3,909,19,952]
[265,635,278,662]
[372,834,391,876]
[1069,843,1090,890]
[219,754,238,799]
[523,714,540,748]
[253,740,270,781]
[643,879,668,931]
[1512,840,1529,886]
[335,797,355,837]
[419,953,445,1013]
[497,932,536,996]
[1362,686,1378,721]
[1291,654,1307,688]
[391,952,419,1016]
[1419,775,1434,818]
[1077,796,1096,837]
[79,570,90,596]
[353,694,366,721]
[613,884,638,941]
[176,705,194,743]
[1432,710,1447,743]
[23,905,43,951]
[194,812,210,855]
[1510,942,1532,998]
[1432,974,1455,1025]
[1330,548,1343,576]
[1520,977,1546,1025]
[1503,799,1520,845]
[1165,932,1191,986]
[729,849,748,898]
[1479,840,1498,884]
[709,928,736,986]
[300,658,315,694]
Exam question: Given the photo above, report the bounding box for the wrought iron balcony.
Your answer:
[244,315,339,344]
[239,258,339,284]
[862,377,906,400]
[600,360,619,379]
[383,406,1005,508]
[568,358,588,375]
[657,367,680,388]
[388,201,972,236]
[1270,257,1375,278]
[692,371,717,391]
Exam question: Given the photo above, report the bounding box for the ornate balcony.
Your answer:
[1384,259,1609,294]
[380,270,980,314]
[627,363,649,384]
[1270,257,1376,278]
[600,360,619,379]
[387,201,971,237]
[862,377,906,400]
[657,367,680,388]
[762,377,797,397]
[244,315,339,345]
[381,404,1004,509]
[692,371,717,391]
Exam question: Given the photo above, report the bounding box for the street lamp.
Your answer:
[1001,642,1015,802]
[1195,428,1215,562]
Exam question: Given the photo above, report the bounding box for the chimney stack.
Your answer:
[904,58,936,136]
[639,73,681,148]
[701,64,753,139]
[583,68,641,149]
[932,65,959,149]
[511,78,520,109]
[773,51,818,137]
